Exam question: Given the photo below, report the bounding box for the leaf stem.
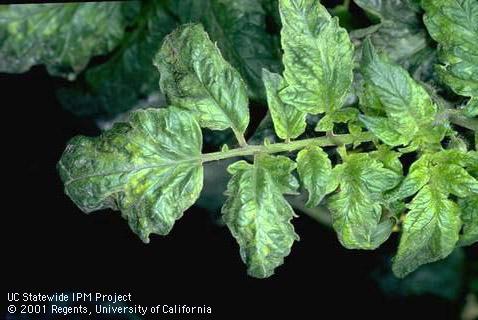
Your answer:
[201,132,374,163]
[233,130,248,147]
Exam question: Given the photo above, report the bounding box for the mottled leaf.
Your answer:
[422,0,478,97]
[278,0,354,114]
[0,2,126,78]
[222,154,299,278]
[328,153,401,249]
[392,186,461,278]
[297,146,336,207]
[155,24,249,141]
[392,149,477,277]
[262,69,306,140]
[359,39,446,150]
[58,108,203,243]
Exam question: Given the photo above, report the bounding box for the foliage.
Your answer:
[1,0,477,279]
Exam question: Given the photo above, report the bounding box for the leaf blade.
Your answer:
[392,186,461,278]
[155,24,250,136]
[278,0,354,114]
[297,146,335,207]
[262,69,307,140]
[58,107,203,243]
[222,154,299,278]
[0,2,126,78]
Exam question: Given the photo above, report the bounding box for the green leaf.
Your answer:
[436,164,478,198]
[57,108,203,243]
[316,108,360,132]
[352,0,429,65]
[392,149,477,277]
[359,39,446,150]
[58,1,177,117]
[464,97,478,118]
[278,0,354,114]
[422,0,478,97]
[359,115,409,147]
[0,2,126,79]
[297,146,336,207]
[155,24,250,140]
[222,154,299,278]
[369,145,403,175]
[458,195,478,246]
[390,154,431,200]
[262,69,306,140]
[392,186,461,278]
[328,153,401,249]
[167,0,281,99]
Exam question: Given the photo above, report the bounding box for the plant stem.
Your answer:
[449,113,478,131]
[201,132,374,163]
[343,0,351,10]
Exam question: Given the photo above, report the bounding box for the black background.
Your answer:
[1,66,466,320]
[0,0,472,318]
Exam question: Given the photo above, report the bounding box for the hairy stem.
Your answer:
[201,132,374,163]
[449,113,478,131]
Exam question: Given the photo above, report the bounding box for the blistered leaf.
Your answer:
[278,0,354,114]
[58,108,203,243]
[359,39,446,150]
[297,146,336,207]
[392,186,461,278]
[353,0,429,65]
[422,0,478,97]
[167,0,281,99]
[58,2,177,117]
[222,154,299,278]
[262,69,306,140]
[328,153,401,249]
[0,2,126,79]
[458,195,478,246]
[155,24,249,140]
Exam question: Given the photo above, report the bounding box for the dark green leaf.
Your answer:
[352,0,429,65]
[58,1,177,117]
[0,3,126,78]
